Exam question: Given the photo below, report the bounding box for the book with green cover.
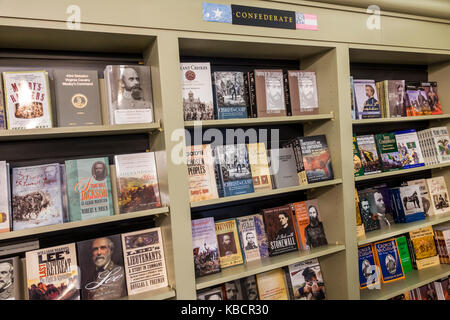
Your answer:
[65,157,114,221]
[375,133,403,172]
[353,134,364,177]
[396,236,413,273]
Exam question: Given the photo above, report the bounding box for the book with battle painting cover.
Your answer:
[212,71,248,119]
[287,71,319,115]
[0,161,11,233]
[236,215,261,263]
[192,217,220,278]
[247,142,272,192]
[299,135,334,183]
[256,268,289,300]
[356,134,382,175]
[421,82,442,115]
[395,129,425,169]
[187,144,218,202]
[254,69,287,117]
[215,219,244,269]
[374,133,403,172]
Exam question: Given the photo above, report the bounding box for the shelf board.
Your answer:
[184,113,334,128]
[118,286,175,300]
[360,264,450,300]
[0,206,169,242]
[190,179,342,208]
[354,162,450,182]
[357,212,450,246]
[352,114,450,125]
[195,244,345,290]
[0,121,161,141]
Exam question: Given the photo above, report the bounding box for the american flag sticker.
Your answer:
[296,13,318,30]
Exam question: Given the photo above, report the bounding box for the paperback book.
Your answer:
[287,71,319,115]
[187,144,218,202]
[268,148,299,189]
[408,226,440,270]
[281,137,308,185]
[254,69,287,117]
[215,219,244,268]
[391,185,425,223]
[221,280,243,300]
[0,161,10,233]
[0,74,5,129]
[396,236,413,273]
[358,244,380,289]
[197,286,223,300]
[240,275,259,300]
[429,126,450,163]
[353,79,381,119]
[357,189,381,232]
[192,217,221,277]
[373,238,405,283]
[247,142,272,192]
[212,71,248,119]
[353,135,364,177]
[407,179,432,217]
[356,134,382,175]
[395,129,425,169]
[374,133,402,172]
[0,256,20,300]
[285,258,326,300]
[421,82,442,115]
[385,80,405,117]
[236,215,261,263]
[426,176,450,215]
[256,268,289,300]
[292,199,328,250]
[299,135,334,183]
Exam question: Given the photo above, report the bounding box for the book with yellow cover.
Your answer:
[247,142,272,192]
[256,268,289,300]
[215,219,244,268]
[186,144,218,202]
[408,226,440,270]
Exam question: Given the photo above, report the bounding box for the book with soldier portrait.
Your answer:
[236,215,261,263]
[26,243,80,300]
[353,135,364,177]
[256,268,289,300]
[357,189,381,232]
[104,65,154,125]
[373,238,405,284]
[404,83,432,116]
[240,275,259,300]
[191,217,221,278]
[254,69,287,117]
[247,142,272,192]
[353,79,381,119]
[221,280,243,300]
[421,82,442,115]
[2,70,52,129]
[285,258,326,300]
[65,157,114,221]
[426,176,450,216]
[299,135,334,183]
[0,256,20,300]
[77,234,127,300]
[12,163,64,231]
[115,152,161,213]
[356,134,382,175]
[292,199,328,250]
[186,144,218,202]
[358,244,380,289]
[181,62,214,121]
[385,80,406,117]
[212,71,248,119]
[215,219,244,269]
[0,161,11,233]
[288,71,319,115]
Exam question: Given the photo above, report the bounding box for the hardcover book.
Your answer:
[262,204,298,256]
[53,69,102,127]
[256,268,289,300]
[407,179,432,217]
[395,129,425,169]
[285,258,326,300]
[0,74,5,129]
[254,69,287,117]
[299,135,334,183]
[181,62,214,121]
[421,82,442,115]
[187,144,218,202]
[26,243,80,300]
[77,234,127,300]
[191,217,221,277]
[268,148,299,189]
[408,226,439,270]
[358,244,380,289]
[247,142,272,192]
[0,161,10,233]
[391,185,425,223]
[353,135,364,177]
[353,79,381,119]
[115,152,161,213]
[236,215,261,263]
[196,286,223,300]
[65,157,114,221]
[212,71,248,119]
[104,65,154,125]
[373,238,405,283]
[3,70,52,129]
[215,219,244,268]
[430,126,450,163]
[287,71,319,115]
[221,280,243,300]
[357,189,381,232]
[0,256,20,300]
[121,227,168,296]
[426,176,450,215]
[240,275,259,300]
[363,186,395,229]
[396,236,413,273]
[292,199,328,250]
[281,138,308,185]
[356,134,382,175]
[385,80,406,117]
[374,133,403,172]
[12,163,64,231]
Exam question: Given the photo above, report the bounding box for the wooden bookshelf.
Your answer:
[354,163,450,182]
[119,286,176,300]
[352,114,450,125]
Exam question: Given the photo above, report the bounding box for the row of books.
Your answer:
[187,135,334,202]
[350,78,443,120]
[197,257,326,300]
[192,199,328,277]
[355,176,450,236]
[0,152,161,233]
[181,62,319,121]
[0,227,168,300]
[353,126,450,177]
[390,276,449,300]
[0,65,155,130]
[358,225,449,290]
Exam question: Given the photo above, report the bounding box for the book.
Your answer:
[299,135,334,183]
[358,244,380,289]
[395,129,425,169]
[252,213,270,259]
[262,204,299,256]
[281,137,308,185]
[240,275,259,300]
[407,179,432,217]
[421,82,442,115]
[391,185,425,223]
[359,186,394,229]
[65,157,114,221]
[212,71,248,119]
[53,69,102,127]
[385,80,406,117]
[405,84,431,116]
[356,134,382,175]
[417,283,439,300]
[77,234,127,300]
[434,277,450,300]
[254,69,287,117]
[353,79,381,119]
[285,258,326,300]
[373,238,405,283]
[104,65,154,125]
[0,74,5,129]
[221,280,243,300]
[350,76,356,120]
[26,243,80,300]
[186,144,218,202]
[408,226,440,270]
[426,176,450,215]
[236,215,261,263]
[357,189,381,232]
[292,199,328,250]
[375,81,386,118]
[396,236,413,273]
[12,163,64,231]
[374,133,403,172]
[121,227,168,296]
[355,188,365,238]
[115,152,161,213]
[247,142,272,192]
[268,148,299,189]
[192,217,221,277]
[0,257,20,300]
[3,70,52,129]
[434,226,450,264]
[430,126,450,163]
[0,161,11,233]
[256,268,289,300]
[214,144,255,197]
[353,135,364,177]
[215,219,244,268]
[287,71,319,115]
[181,62,214,121]
[196,286,223,300]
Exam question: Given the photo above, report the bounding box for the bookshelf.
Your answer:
[0,0,448,300]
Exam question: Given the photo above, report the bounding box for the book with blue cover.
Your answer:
[373,238,405,283]
[390,185,425,223]
[358,244,380,289]
[212,71,248,119]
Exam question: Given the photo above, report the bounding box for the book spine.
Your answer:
[283,71,292,117]
[243,73,251,118]
[248,71,257,118]
[406,234,417,269]
[282,267,295,300]
[211,73,219,120]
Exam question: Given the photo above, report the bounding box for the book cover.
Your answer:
[240,275,259,300]
[434,277,450,300]
[373,239,405,283]
[3,70,52,129]
[0,257,20,300]
[353,79,381,119]
[299,135,334,183]
[215,219,244,268]
[281,138,308,185]
[181,62,214,121]
[65,157,114,221]
[256,268,289,300]
[286,258,326,300]
[186,144,218,202]
[357,189,381,232]
[407,179,432,217]
[26,243,80,300]
[396,236,413,273]
[358,244,380,289]
[53,69,102,127]
[356,134,382,175]
[409,226,438,261]
[418,283,439,300]
[395,129,425,169]
[355,188,365,238]
[262,204,298,256]
[385,80,405,117]
[252,213,269,259]
[191,217,221,277]
[12,163,64,231]
[292,199,328,250]
[350,76,356,120]
[374,133,403,172]
[397,184,426,223]
[77,234,127,300]
[0,74,5,129]
[196,286,223,300]
[421,82,442,115]
[221,280,243,300]
[121,227,168,296]
[426,176,450,215]
[0,161,10,233]
[236,215,261,263]
[247,142,272,192]
[359,186,394,229]
[254,69,287,117]
[288,71,319,115]
[104,65,154,125]
[269,148,299,189]
[115,152,161,213]
[212,71,247,119]
[353,135,364,177]
[405,84,431,116]
[430,126,450,163]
